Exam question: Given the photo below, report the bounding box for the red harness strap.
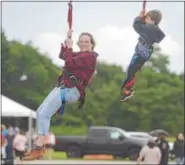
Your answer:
[57,0,73,116]
[142,0,147,23]
[68,0,73,38]
[125,76,136,89]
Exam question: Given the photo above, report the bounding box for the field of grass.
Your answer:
[167,137,175,142]
[44,150,124,160]
[51,125,87,136]
[44,149,67,160]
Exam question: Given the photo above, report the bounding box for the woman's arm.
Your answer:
[137,156,143,164]
[58,43,73,60]
[156,147,162,164]
[137,146,146,164]
[65,52,96,69]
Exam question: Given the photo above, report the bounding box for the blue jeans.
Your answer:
[36,87,80,135]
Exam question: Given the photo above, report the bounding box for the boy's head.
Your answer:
[145,10,162,26]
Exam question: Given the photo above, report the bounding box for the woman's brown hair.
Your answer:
[78,32,96,50]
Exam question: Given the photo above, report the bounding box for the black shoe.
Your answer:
[120,90,134,102]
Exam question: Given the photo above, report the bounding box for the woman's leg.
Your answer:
[35,87,62,146]
[29,86,80,146]
[36,86,80,141]
[23,86,80,160]
[36,87,58,115]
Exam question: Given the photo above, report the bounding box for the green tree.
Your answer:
[1,30,184,135]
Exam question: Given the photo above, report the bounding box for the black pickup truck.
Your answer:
[53,126,148,160]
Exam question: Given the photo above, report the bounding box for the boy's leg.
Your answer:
[23,87,80,160]
[120,54,146,101]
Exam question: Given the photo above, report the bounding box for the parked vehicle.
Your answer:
[126,132,154,140]
[54,126,148,160]
[149,129,169,137]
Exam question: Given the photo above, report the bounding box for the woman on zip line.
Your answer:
[23,1,99,160]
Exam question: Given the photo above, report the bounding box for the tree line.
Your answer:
[2,30,184,135]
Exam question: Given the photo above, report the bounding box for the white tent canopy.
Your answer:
[2,95,36,118]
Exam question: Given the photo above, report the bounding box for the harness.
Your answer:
[138,37,153,54]
[58,68,89,87]
[57,64,96,116]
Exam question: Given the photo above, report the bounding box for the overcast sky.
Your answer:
[2,1,184,73]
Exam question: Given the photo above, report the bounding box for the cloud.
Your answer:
[33,32,65,66]
[94,25,138,68]
[33,25,183,72]
[33,32,81,66]
[160,35,180,56]
[94,25,182,71]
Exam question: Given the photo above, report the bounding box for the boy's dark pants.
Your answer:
[121,53,146,91]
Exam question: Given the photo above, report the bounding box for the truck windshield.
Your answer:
[116,128,128,137]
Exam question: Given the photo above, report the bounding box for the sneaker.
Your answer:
[23,145,45,161]
[120,89,135,102]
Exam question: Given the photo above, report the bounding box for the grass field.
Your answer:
[167,137,175,142]
[44,137,176,160]
[44,150,67,160]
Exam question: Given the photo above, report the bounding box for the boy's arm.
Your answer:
[133,16,149,34]
[133,9,149,34]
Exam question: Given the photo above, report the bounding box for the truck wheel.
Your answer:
[128,148,140,161]
[66,146,82,158]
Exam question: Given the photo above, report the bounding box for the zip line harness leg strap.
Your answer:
[58,86,66,116]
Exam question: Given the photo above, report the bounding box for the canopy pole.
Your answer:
[28,114,32,150]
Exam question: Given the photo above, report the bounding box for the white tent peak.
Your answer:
[2,95,36,118]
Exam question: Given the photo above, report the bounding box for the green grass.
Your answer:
[44,150,126,160]
[44,150,67,160]
[51,125,87,135]
[167,137,175,142]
